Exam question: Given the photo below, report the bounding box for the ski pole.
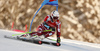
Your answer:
[12,32,32,36]
[47,38,56,41]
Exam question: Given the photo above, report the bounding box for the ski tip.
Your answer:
[4,35,7,38]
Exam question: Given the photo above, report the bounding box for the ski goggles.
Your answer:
[53,17,59,20]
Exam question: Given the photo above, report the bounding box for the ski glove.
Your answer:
[57,37,61,43]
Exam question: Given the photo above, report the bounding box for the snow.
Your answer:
[0,29,100,51]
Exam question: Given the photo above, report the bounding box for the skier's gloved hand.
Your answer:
[57,37,61,43]
[49,27,55,31]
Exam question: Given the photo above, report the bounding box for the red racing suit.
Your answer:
[30,15,61,38]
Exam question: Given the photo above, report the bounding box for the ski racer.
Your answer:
[21,10,61,43]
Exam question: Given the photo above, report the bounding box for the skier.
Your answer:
[21,10,61,43]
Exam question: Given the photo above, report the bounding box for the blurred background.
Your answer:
[0,0,100,44]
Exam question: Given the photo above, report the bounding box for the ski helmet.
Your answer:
[51,10,59,19]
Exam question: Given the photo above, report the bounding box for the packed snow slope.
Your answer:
[0,29,100,51]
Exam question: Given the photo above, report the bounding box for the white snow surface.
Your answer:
[0,29,100,51]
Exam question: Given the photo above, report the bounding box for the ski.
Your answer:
[4,35,42,44]
[42,41,61,46]
[4,35,61,46]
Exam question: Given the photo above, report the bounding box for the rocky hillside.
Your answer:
[0,0,100,43]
